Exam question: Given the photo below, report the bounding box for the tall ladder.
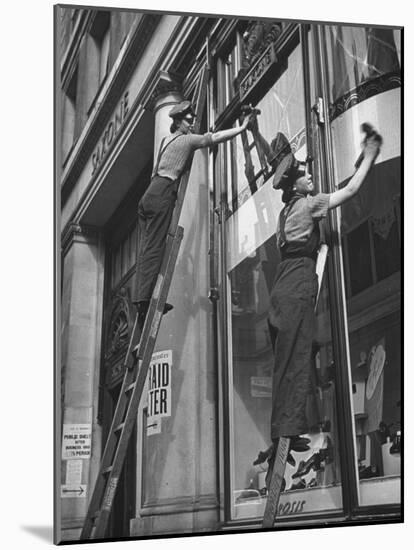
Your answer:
[262,243,329,528]
[80,63,210,540]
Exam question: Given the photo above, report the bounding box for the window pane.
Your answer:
[325,26,401,104]
[231,44,307,213]
[228,236,343,520]
[372,212,400,282]
[326,21,402,506]
[347,222,373,296]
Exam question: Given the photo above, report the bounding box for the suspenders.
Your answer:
[153,134,182,176]
[279,196,301,250]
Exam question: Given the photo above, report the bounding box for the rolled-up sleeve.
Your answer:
[307,193,330,220]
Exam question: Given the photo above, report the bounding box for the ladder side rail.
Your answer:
[82,61,211,540]
[168,63,210,233]
[92,229,184,539]
[80,362,138,538]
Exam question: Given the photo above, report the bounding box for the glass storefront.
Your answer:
[221,39,345,521]
[214,23,401,523]
[323,25,402,507]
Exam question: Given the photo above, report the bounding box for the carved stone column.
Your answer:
[147,70,183,165]
[59,222,105,540]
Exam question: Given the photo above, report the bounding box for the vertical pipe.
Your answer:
[314,24,360,515]
[300,24,313,164]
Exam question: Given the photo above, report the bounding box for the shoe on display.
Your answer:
[390,431,401,455]
[290,478,307,491]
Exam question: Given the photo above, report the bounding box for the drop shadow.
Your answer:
[20,525,54,543]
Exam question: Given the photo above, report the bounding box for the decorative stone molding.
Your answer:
[241,21,283,70]
[104,287,133,384]
[145,70,183,113]
[234,20,283,91]
[329,71,401,121]
[61,222,100,255]
[61,14,161,204]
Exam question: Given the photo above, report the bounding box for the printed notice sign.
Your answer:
[146,417,162,436]
[146,350,172,436]
[66,459,83,485]
[62,424,92,459]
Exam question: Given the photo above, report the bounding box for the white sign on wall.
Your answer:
[146,350,172,436]
[62,424,92,459]
[65,459,83,485]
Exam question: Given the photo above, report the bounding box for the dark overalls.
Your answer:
[133,174,178,306]
[268,196,321,441]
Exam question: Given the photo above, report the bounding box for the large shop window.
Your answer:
[341,165,401,505]
[227,45,307,215]
[324,26,401,119]
[222,43,344,521]
[325,24,402,507]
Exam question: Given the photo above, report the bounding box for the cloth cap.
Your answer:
[169,100,194,119]
[268,132,304,190]
[272,153,300,190]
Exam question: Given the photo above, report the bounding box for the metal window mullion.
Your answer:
[368,217,378,285]
[314,24,360,515]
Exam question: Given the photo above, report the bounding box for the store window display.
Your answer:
[324,24,401,505]
[224,43,345,520]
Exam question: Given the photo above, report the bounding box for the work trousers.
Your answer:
[267,257,318,440]
[133,175,178,305]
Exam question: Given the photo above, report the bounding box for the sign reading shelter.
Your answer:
[147,350,172,435]
[62,424,92,459]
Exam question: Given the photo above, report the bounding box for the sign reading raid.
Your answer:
[92,91,130,176]
[62,424,92,459]
[146,350,172,435]
[147,350,172,418]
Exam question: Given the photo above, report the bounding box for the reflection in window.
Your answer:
[325,26,401,107]
[229,44,307,214]
[340,159,401,298]
[229,237,343,520]
[340,153,401,504]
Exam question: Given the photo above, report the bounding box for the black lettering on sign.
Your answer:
[160,388,167,414]
[153,389,159,415]
[123,91,129,116]
[278,499,306,516]
[162,363,169,386]
[107,121,115,146]
[114,110,123,133]
[91,90,130,176]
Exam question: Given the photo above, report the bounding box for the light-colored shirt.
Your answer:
[276,193,330,249]
[153,131,213,180]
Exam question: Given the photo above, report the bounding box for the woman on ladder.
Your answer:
[133,100,254,331]
[250,120,383,487]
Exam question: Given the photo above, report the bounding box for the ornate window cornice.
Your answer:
[61,222,100,255]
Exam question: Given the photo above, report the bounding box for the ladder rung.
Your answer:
[114,422,125,434]
[125,382,135,394]
[102,466,113,476]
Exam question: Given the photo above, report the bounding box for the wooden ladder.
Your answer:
[80,63,210,540]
